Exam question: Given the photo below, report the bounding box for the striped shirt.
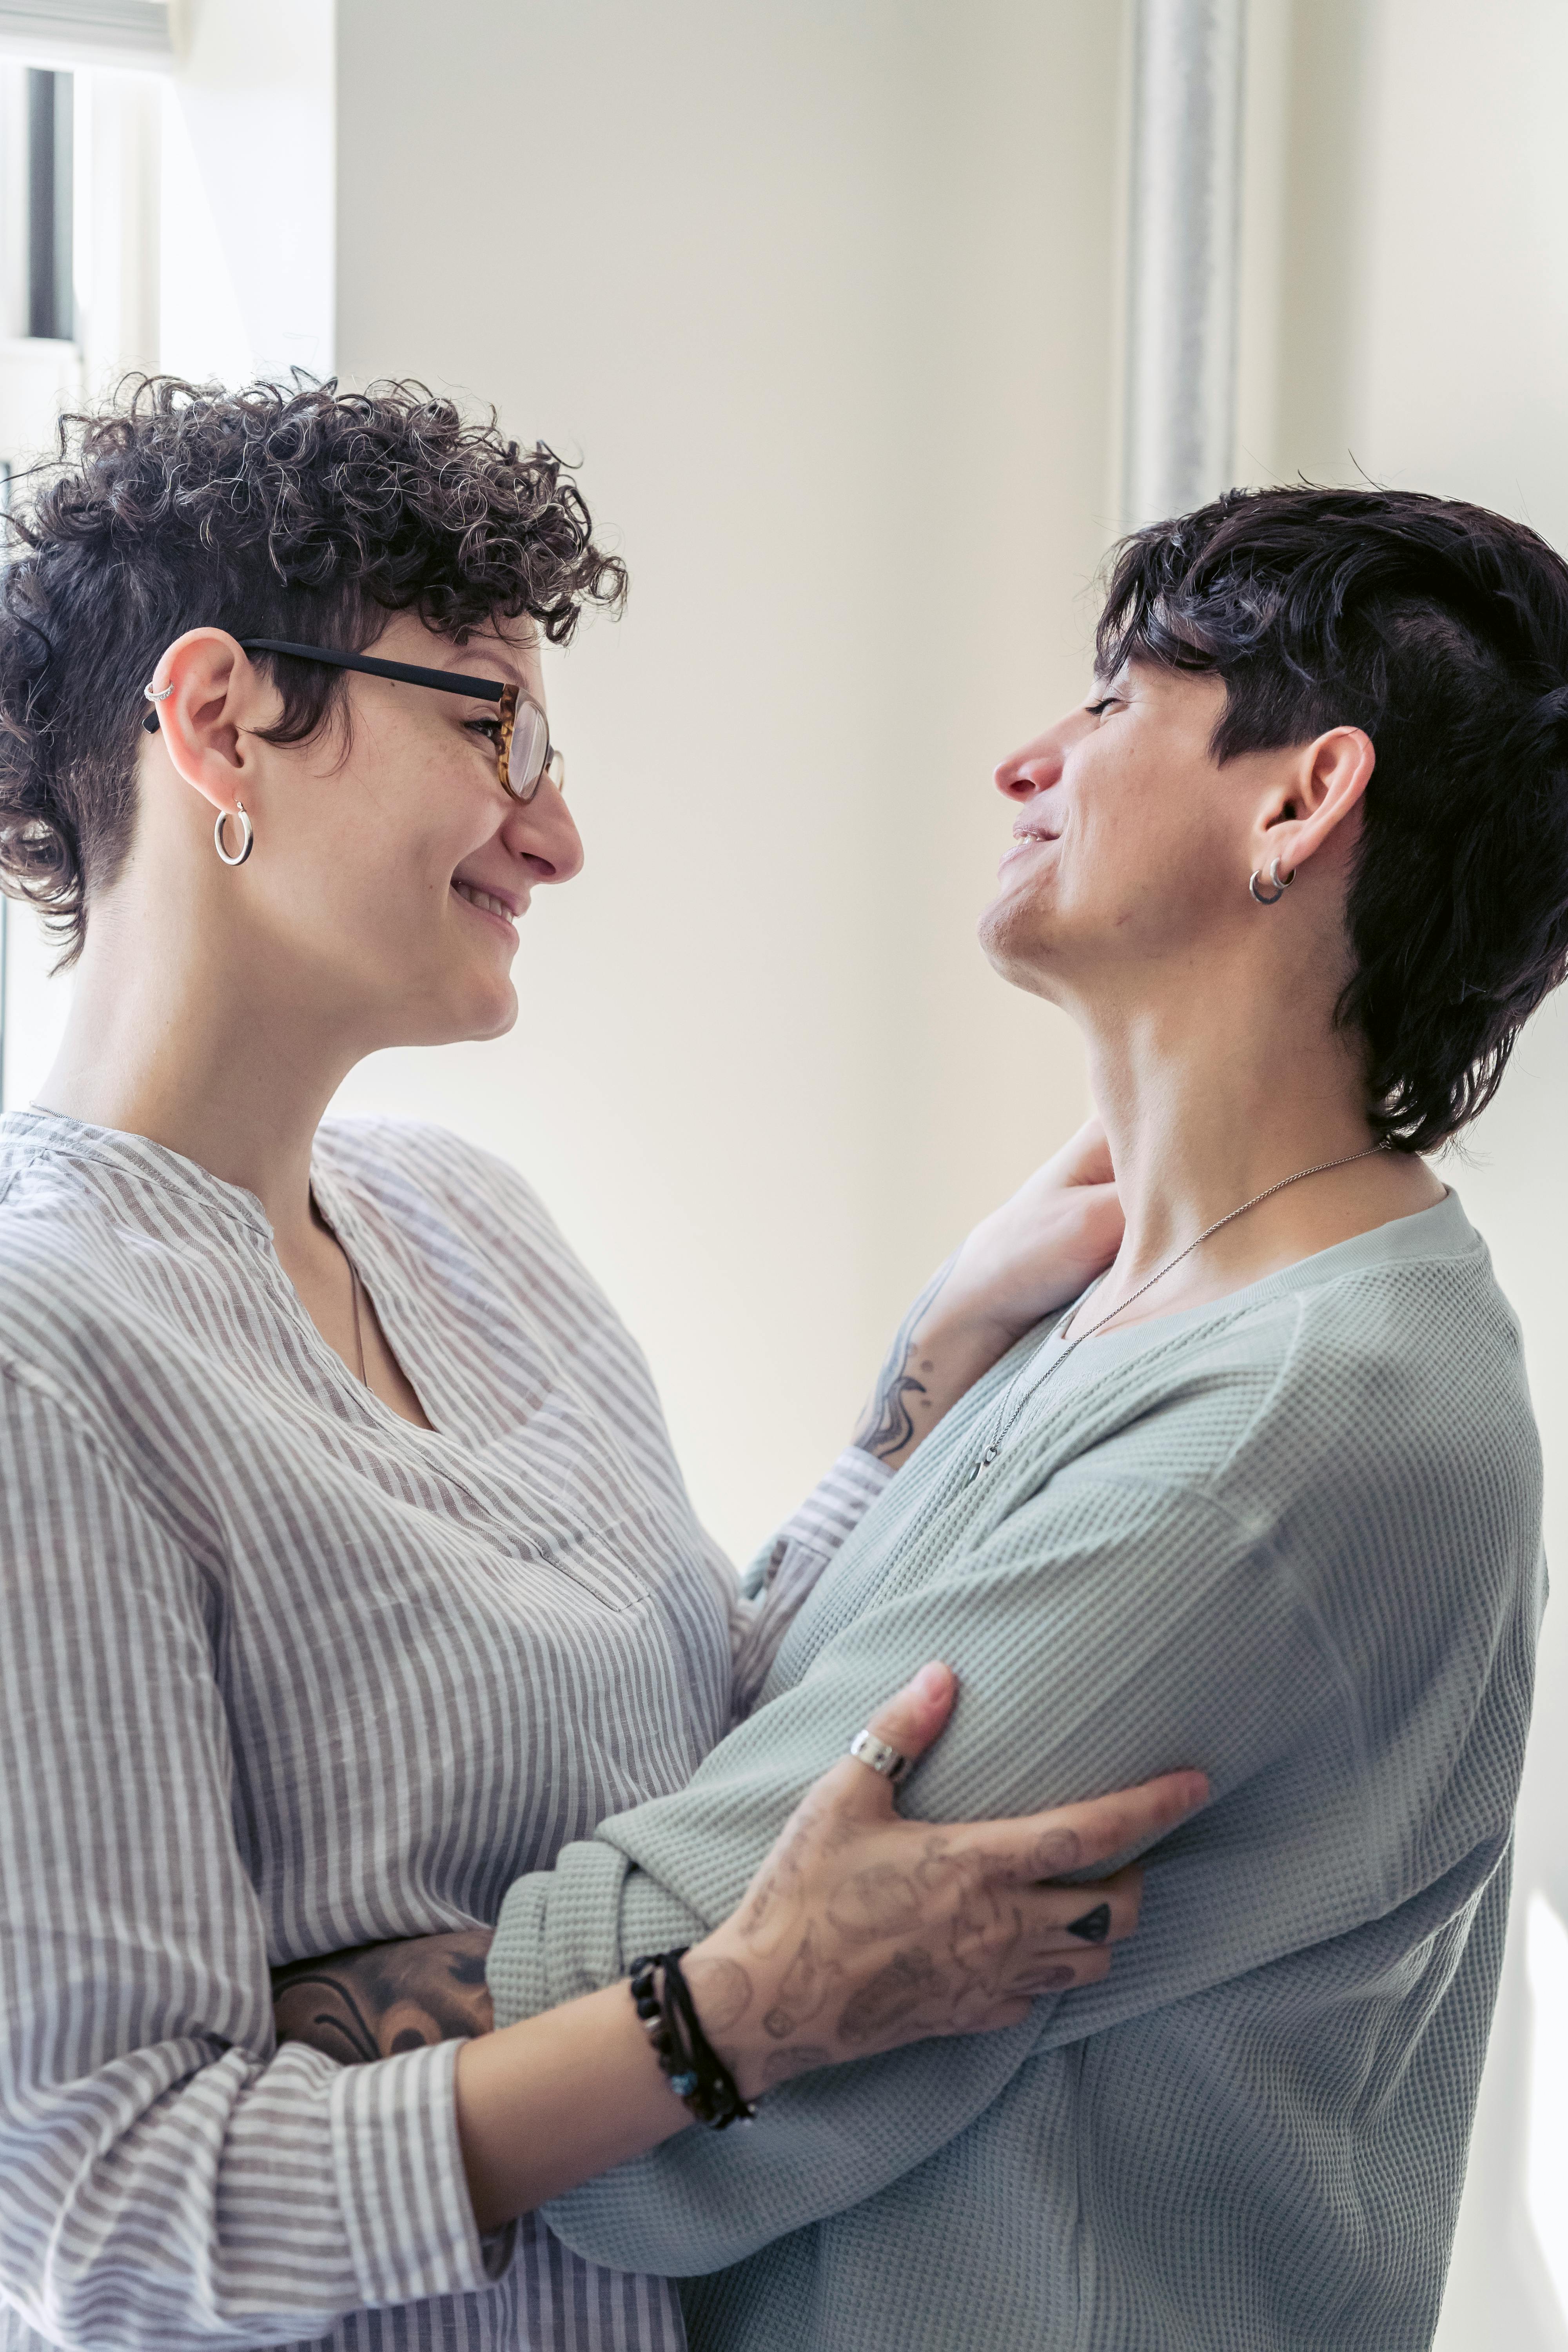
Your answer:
[0,1110,884,2352]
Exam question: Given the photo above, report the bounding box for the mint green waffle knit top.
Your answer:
[487,1191,1544,2352]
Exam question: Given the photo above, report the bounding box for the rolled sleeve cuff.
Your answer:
[330,2038,513,2307]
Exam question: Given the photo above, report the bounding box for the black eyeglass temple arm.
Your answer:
[142,639,509,732]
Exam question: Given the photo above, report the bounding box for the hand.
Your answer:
[686,1661,1206,2100]
[274,1927,494,2062]
[942,1115,1122,1349]
[854,1119,1122,1469]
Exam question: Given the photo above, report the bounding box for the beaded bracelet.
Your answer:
[628,1949,758,2131]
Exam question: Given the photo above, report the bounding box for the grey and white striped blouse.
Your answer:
[0,1110,884,2352]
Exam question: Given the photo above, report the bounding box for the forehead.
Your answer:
[372,606,544,689]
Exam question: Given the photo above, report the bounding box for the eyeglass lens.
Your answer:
[507,699,552,799]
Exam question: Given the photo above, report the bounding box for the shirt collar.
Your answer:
[0,1108,277,1239]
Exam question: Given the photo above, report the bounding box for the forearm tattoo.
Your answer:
[853,1254,958,1463]
[272,1928,494,2064]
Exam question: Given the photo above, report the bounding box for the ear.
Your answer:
[1252,725,1375,882]
[142,630,278,818]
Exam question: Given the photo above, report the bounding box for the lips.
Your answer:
[998,828,1058,874]
[452,877,521,929]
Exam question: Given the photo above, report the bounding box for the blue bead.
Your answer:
[669,2071,699,2098]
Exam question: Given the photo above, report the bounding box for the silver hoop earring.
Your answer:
[1248,856,1295,906]
[214,801,254,867]
[142,679,174,706]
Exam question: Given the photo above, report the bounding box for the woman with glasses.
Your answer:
[0,378,1197,2352]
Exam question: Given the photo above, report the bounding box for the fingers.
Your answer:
[1046,1115,1115,1189]
[1011,1944,1113,1998]
[1010,1862,1143,1950]
[836,1661,957,1813]
[988,1768,1209,1882]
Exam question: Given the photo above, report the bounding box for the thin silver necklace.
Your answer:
[964,1140,1389,1485]
[347,1258,369,1388]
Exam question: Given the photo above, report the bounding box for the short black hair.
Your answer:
[0,376,628,961]
[1097,485,1568,1152]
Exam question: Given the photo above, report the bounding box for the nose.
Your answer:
[501,775,584,884]
[994,728,1066,804]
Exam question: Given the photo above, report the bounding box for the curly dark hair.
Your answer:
[0,376,628,961]
[1097,485,1568,1153]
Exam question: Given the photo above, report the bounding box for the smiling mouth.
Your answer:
[998,829,1058,869]
[452,878,520,931]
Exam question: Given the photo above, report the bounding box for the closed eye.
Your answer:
[1085,696,1120,719]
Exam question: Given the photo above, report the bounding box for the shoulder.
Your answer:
[1031,1192,1538,1577]
[1245,1195,1532,1475]
[0,1152,135,1379]
[1107,1193,1525,1466]
[314,1116,559,1243]
[313,1116,628,1339]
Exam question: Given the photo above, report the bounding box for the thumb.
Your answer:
[838,1661,956,1812]
[1053,1115,1115,1189]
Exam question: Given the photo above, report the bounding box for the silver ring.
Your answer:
[142,680,174,703]
[849,1729,908,1784]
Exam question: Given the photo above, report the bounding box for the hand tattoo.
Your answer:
[682,1952,753,2035]
[273,1928,494,2064]
[837,1947,946,2044]
[853,1255,957,1463]
[826,1864,923,1943]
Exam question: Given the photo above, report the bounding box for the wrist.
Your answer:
[632,1944,760,2124]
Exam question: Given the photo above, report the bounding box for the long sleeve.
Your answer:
[489,1459,1380,2277]
[729,1448,891,1719]
[488,1252,1540,2298]
[0,1365,502,2351]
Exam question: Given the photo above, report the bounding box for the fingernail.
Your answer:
[913,1662,951,1702]
[1066,1902,1112,1944]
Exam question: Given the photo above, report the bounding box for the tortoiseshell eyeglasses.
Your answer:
[141,637,565,803]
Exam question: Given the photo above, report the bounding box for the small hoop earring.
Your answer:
[214,800,254,867]
[142,680,174,705]
[1248,855,1295,906]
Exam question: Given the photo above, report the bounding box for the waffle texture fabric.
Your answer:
[488,1191,1544,2352]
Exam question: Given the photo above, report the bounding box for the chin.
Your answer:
[978,895,1070,1004]
[408,975,518,1047]
[465,983,519,1042]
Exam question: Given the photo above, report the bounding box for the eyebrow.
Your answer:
[433,639,539,691]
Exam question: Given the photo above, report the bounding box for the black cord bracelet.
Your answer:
[628,1950,758,2131]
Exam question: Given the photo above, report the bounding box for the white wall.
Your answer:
[334,0,1116,1561]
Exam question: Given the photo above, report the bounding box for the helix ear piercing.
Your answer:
[1248,856,1295,906]
[214,802,254,867]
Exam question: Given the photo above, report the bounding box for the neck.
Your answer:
[1090,1011,1372,1260]
[33,883,356,1259]
[1075,979,1437,1323]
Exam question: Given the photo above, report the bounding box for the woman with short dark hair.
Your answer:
[442,486,1559,2350]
